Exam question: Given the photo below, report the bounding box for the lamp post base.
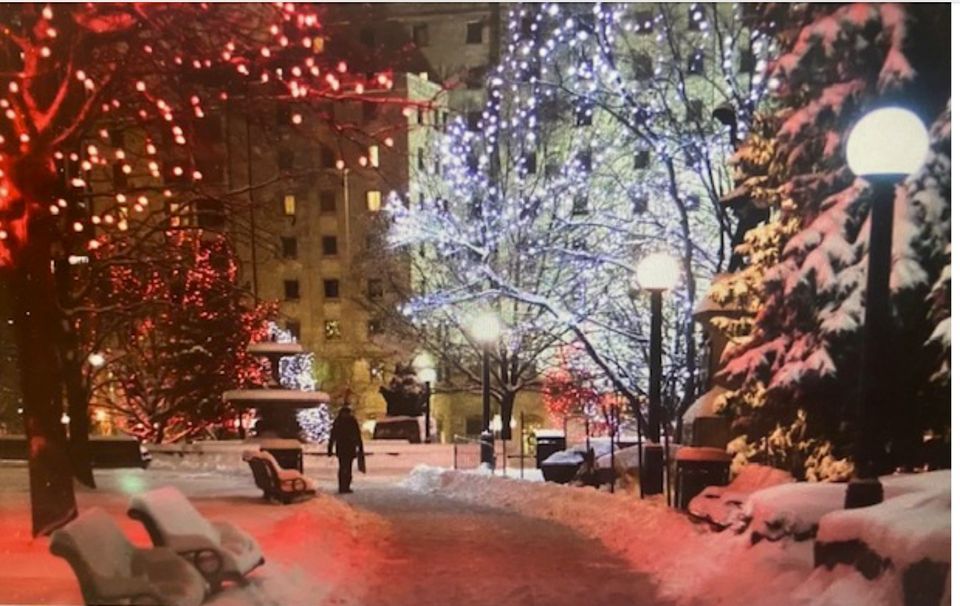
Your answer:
[480,431,495,467]
[844,477,883,509]
[641,443,664,496]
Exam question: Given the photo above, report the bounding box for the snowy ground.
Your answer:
[0,462,660,606]
[0,461,946,606]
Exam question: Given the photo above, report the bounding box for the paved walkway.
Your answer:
[343,486,672,606]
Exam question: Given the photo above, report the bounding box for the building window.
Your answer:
[366,190,382,212]
[321,235,338,256]
[466,21,483,44]
[577,150,592,172]
[112,163,128,189]
[739,47,756,74]
[417,148,426,170]
[323,279,340,299]
[109,128,124,147]
[466,111,483,132]
[281,237,298,259]
[319,190,336,214]
[324,320,342,341]
[368,279,383,299]
[635,53,653,80]
[320,145,336,169]
[687,99,704,123]
[632,193,648,216]
[286,320,301,341]
[283,279,300,301]
[523,152,536,174]
[575,99,593,127]
[283,194,296,216]
[688,3,704,31]
[545,162,560,178]
[367,319,384,337]
[368,145,380,168]
[278,148,294,171]
[167,201,184,228]
[636,10,654,34]
[412,23,429,47]
[572,194,589,215]
[195,198,226,230]
[687,52,705,76]
[195,154,225,185]
[634,149,650,170]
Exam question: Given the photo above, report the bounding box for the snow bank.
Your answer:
[743,481,846,542]
[688,464,794,530]
[402,466,951,606]
[402,465,811,606]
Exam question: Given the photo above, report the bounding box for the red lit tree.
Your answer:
[85,232,272,444]
[0,3,414,535]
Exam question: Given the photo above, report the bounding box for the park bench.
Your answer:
[242,449,317,504]
[50,507,207,606]
[128,486,264,591]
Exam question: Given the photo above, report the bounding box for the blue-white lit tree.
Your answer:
[388,3,775,438]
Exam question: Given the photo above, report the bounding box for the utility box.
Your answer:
[674,446,731,510]
[534,430,566,468]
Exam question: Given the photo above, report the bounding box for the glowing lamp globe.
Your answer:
[413,351,438,384]
[846,108,929,178]
[469,311,501,344]
[636,252,681,292]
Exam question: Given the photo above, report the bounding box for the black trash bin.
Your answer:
[535,430,566,469]
[674,447,731,510]
[259,439,304,473]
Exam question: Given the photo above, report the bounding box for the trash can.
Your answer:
[674,447,731,510]
[259,439,304,473]
[535,430,566,468]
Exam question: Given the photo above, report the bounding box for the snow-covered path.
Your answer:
[0,465,671,606]
[345,486,672,606]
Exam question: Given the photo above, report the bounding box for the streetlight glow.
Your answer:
[469,311,501,344]
[636,252,681,292]
[846,107,929,178]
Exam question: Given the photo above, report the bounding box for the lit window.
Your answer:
[366,190,382,212]
[281,237,297,259]
[324,320,342,341]
[369,145,380,168]
[283,194,296,216]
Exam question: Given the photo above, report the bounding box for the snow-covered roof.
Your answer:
[223,389,330,407]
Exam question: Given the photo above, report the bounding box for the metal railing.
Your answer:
[452,434,482,470]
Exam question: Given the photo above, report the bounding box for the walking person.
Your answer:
[327,405,364,493]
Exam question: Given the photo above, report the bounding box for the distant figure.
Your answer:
[327,405,364,493]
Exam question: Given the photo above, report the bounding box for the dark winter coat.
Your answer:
[328,409,363,458]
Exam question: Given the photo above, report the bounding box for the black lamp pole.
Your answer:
[641,288,665,496]
[846,176,898,509]
[480,345,494,466]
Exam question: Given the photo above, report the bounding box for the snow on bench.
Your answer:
[128,486,265,591]
[50,507,207,606]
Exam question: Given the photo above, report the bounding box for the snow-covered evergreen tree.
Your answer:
[710,4,950,479]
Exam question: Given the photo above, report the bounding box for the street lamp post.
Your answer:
[844,107,929,509]
[470,311,501,467]
[413,352,437,443]
[636,252,681,496]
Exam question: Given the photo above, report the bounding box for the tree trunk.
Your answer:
[55,260,95,488]
[499,390,517,440]
[12,227,78,536]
